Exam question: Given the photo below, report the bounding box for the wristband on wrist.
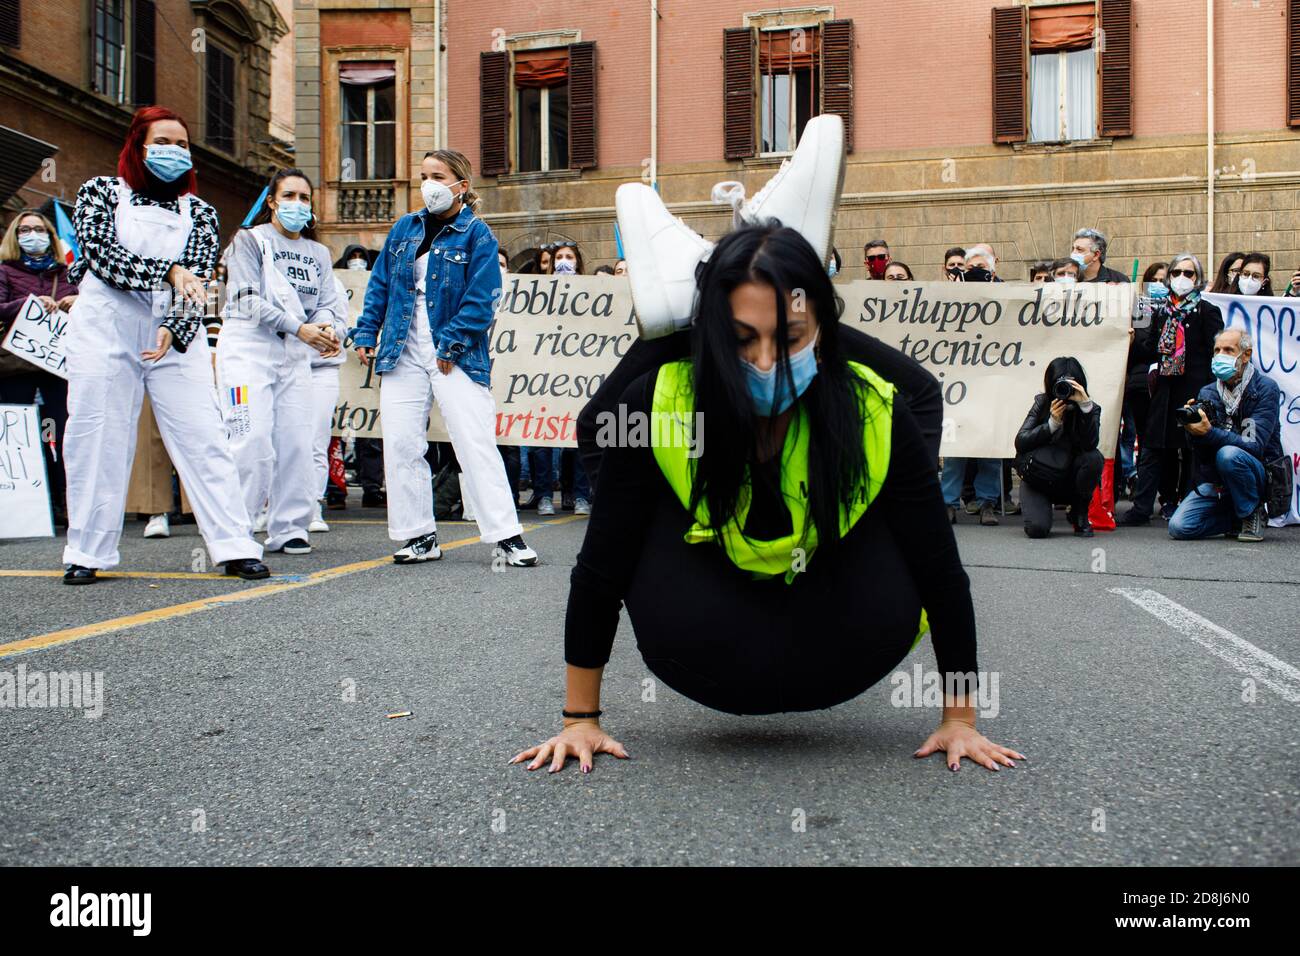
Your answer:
[562,709,602,720]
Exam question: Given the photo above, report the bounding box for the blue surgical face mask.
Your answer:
[743,332,820,417]
[275,200,313,233]
[143,144,193,182]
[1070,251,1089,268]
[1211,354,1241,382]
[827,258,838,278]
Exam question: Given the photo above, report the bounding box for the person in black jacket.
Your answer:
[1014,357,1104,538]
[1120,253,1224,525]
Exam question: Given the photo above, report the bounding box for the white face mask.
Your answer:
[1170,274,1196,297]
[421,178,464,215]
[347,258,368,271]
[1237,275,1263,296]
[554,259,576,275]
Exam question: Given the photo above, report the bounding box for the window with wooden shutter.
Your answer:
[724,27,757,159]
[1288,0,1300,126]
[1098,0,1133,137]
[568,41,596,169]
[991,5,1027,144]
[132,0,156,106]
[0,0,20,48]
[820,19,853,153]
[480,50,509,176]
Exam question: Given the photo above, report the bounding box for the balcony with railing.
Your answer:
[334,181,398,223]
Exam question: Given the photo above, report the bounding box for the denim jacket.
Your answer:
[350,204,500,387]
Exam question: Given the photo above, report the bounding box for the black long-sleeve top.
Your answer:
[564,368,978,680]
[1014,393,1102,458]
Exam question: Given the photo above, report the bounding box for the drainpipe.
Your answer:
[650,0,659,190]
[1206,0,1215,268]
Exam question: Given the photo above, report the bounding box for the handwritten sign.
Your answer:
[0,403,54,538]
[2,294,68,379]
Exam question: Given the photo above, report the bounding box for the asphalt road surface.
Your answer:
[1,499,1297,866]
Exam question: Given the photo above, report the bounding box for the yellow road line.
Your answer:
[0,518,580,659]
[0,570,239,580]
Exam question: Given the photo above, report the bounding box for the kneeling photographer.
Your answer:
[1013,358,1104,538]
[1168,328,1284,543]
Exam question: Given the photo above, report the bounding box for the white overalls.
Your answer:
[215,234,317,551]
[309,276,349,503]
[62,179,260,569]
[380,251,522,544]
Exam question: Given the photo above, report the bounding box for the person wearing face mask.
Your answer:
[942,247,966,282]
[1168,328,1282,543]
[827,247,842,278]
[0,210,79,525]
[1048,258,1082,284]
[1069,229,1129,284]
[1208,252,1245,295]
[512,223,1024,777]
[59,106,268,584]
[863,239,891,280]
[549,242,592,515]
[1233,253,1273,297]
[1121,253,1224,526]
[1118,262,1169,498]
[351,149,538,568]
[217,169,342,556]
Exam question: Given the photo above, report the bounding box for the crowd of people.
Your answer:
[1,104,1290,772]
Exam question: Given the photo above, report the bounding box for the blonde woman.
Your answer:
[351,149,537,567]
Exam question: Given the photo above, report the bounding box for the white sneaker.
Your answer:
[537,497,555,517]
[494,535,538,567]
[615,183,715,340]
[574,497,591,515]
[143,513,170,538]
[308,503,329,533]
[394,532,441,563]
[253,509,268,534]
[712,113,846,263]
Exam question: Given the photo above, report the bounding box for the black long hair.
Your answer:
[688,223,873,547]
[1039,356,1089,423]
[248,168,318,241]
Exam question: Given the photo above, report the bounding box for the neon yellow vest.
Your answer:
[650,359,927,644]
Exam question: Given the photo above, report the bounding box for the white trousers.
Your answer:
[215,320,316,551]
[310,365,341,501]
[62,282,260,569]
[380,348,521,543]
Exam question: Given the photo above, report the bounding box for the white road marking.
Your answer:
[1110,587,1300,703]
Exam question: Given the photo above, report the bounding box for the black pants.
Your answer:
[1020,450,1104,538]
[625,490,923,714]
[0,371,68,518]
[353,437,384,494]
[1130,444,1192,519]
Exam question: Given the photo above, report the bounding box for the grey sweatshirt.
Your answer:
[222,223,341,336]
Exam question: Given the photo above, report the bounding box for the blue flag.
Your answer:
[242,186,269,228]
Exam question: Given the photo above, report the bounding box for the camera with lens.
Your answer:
[1052,377,1075,401]
[1174,400,1213,426]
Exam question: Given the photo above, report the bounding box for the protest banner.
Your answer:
[1203,292,1300,526]
[333,271,636,444]
[1,294,69,379]
[844,280,1134,458]
[0,403,54,538]
[332,273,1133,456]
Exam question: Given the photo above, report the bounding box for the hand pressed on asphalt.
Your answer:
[510,720,629,774]
[914,720,1026,773]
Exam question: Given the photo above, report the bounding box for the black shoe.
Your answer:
[1068,508,1095,537]
[326,496,347,511]
[224,558,271,580]
[519,494,541,510]
[362,490,387,508]
[1118,508,1150,527]
[63,564,98,585]
[270,538,312,555]
[561,492,576,511]
[1238,506,1265,543]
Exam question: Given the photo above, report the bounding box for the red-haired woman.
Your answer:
[60,106,268,583]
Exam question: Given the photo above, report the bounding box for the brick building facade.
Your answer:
[0,0,293,246]
[293,1,1300,284]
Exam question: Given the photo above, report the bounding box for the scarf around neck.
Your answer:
[1156,291,1199,377]
[1216,363,1255,417]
